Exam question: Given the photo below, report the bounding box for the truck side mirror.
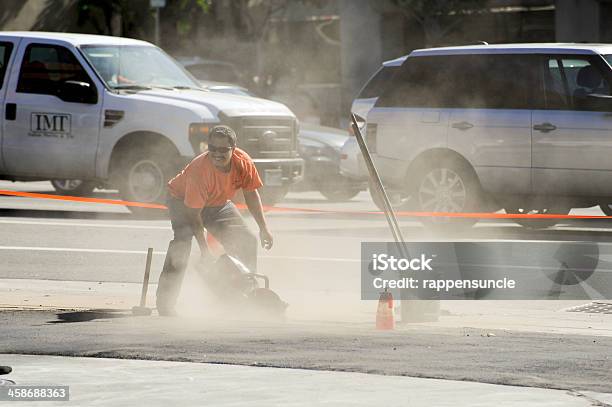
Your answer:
[57,80,98,104]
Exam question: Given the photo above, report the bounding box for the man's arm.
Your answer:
[184,207,210,257]
[243,189,273,249]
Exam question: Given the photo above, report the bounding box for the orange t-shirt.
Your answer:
[168,148,263,209]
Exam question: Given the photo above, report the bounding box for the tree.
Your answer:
[75,0,133,36]
[160,0,212,40]
[226,0,290,42]
[74,0,212,43]
[391,0,488,46]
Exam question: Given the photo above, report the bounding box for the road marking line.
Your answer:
[0,189,166,209]
[0,219,170,230]
[0,245,359,262]
[0,246,166,255]
[261,255,359,263]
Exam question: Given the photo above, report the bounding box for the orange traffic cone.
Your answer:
[376,289,395,330]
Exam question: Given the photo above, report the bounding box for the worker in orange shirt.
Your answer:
[156,125,273,316]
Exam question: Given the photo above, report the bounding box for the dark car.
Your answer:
[295,123,366,201]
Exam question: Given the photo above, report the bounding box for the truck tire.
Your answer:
[116,147,178,214]
[259,186,289,206]
[50,179,96,196]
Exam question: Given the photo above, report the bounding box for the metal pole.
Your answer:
[350,114,406,253]
[351,114,439,322]
[154,7,160,46]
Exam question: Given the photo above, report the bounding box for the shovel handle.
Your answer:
[139,248,154,307]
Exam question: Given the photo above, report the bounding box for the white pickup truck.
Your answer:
[0,32,303,210]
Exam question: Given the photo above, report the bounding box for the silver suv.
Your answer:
[363,43,612,227]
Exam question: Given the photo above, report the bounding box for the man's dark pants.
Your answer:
[156,197,257,313]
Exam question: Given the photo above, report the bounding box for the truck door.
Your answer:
[0,38,18,174]
[2,41,102,179]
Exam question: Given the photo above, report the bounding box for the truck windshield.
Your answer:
[604,55,612,67]
[81,45,200,89]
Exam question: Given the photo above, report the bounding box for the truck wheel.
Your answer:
[412,159,480,230]
[504,206,569,229]
[116,148,178,214]
[50,179,96,196]
[259,186,289,206]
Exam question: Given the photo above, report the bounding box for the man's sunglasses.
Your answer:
[208,145,233,153]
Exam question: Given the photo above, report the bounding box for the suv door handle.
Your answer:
[533,122,557,133]
[451,121,474,131]
[5,103,16,121]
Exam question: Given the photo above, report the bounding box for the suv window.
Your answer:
[538,55,611,111]
[377,54,536,109]
[376,56,451,108]
[17,44,93,96]
[449,55,536,109]
[0,42,14,89]
[358,65,399,99]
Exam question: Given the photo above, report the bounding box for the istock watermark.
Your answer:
[361,242,612,300]
[371,253,434,271]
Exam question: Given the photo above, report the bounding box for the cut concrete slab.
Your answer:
[2,278,612,336]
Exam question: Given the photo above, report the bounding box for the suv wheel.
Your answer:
[50,179,96,196]
[116,148,178,214]
[504,206,569,229]
[413,160,480,229]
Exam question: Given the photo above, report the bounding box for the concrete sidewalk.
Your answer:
[2,277,611,336]
[0,354,608,407]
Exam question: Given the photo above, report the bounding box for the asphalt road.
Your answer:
[2,181,612,286]
[1,310,611,394]
[1,180,612,395]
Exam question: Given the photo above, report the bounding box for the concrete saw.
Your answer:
[199,254,288,318]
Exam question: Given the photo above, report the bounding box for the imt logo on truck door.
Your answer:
[30,113,72,139]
